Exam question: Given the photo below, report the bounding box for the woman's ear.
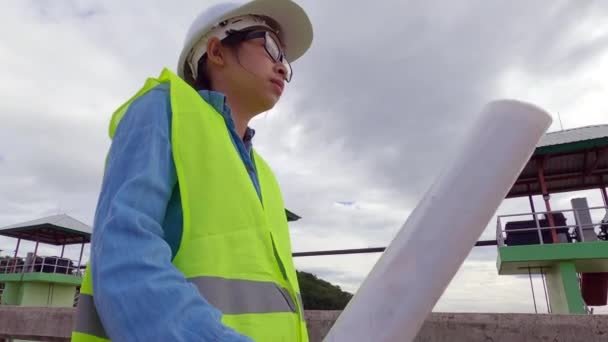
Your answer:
[206,37,225,67]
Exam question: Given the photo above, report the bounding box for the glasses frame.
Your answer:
[225,29,293,82]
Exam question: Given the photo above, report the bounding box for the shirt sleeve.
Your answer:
[90,85,253,342]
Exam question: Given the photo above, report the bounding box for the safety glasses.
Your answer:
[238,30,293,82]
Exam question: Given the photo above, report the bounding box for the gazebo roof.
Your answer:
[508,125,608,198]
[0,214,91,245]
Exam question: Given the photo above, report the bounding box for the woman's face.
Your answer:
[222,30,290,114]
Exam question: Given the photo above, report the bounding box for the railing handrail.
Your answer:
[0,255,83,276]
[496,206,608,246]
[497,206,608,220]
[499,224,579,233]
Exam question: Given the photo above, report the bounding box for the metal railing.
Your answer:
[496,206,608,247]
[0,256,84,277]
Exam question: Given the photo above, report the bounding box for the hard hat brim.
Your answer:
[178,0,313,80]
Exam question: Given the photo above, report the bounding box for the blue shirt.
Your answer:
[90,83,258,341]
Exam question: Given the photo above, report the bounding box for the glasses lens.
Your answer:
[264,32,281,61]
[264,33,292,82]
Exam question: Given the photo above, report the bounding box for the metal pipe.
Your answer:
[292,240,499,257]
[293,247,385,257]
[540,267,551,314]
[529,267,538,314]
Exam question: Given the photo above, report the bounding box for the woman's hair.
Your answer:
[190,56,212,90]
[187,30,252,91]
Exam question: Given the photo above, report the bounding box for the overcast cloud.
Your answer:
[2,0,608,314]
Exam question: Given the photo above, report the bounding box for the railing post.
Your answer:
[12,239,20,273]
[53,257,58,274]
[533,211,543,244]
[77,242,85,276]
[30,241,40,273]
[496,216,503,246]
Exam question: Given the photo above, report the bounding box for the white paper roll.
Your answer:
[323,100,552,342]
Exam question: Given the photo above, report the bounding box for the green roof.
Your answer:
[0,214,91,245]
[508,124,608,198]
[535,124,608,155]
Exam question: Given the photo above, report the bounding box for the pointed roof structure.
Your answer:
[0,214,91,245]
[507,124,608,198]
[536,124,608,154]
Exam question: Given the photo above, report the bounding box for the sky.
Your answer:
[1,0,608,314]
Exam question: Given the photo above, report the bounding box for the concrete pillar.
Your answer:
[545,261,586,314]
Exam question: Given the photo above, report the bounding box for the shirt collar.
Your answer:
[197,90,256,143]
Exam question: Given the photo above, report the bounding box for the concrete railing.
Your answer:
[305,311,608,342]
[0,306,607,341]
[0,306,73,341]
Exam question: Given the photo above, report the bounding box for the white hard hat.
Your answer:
[177,0,313,81]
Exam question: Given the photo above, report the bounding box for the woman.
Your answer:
[72,1,313,341]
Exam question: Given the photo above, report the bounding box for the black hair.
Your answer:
[188,29,257,91]
[191,55,212,90]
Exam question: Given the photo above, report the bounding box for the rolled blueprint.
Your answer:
[324,100,552,342]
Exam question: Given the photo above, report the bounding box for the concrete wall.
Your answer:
[0,306,72,341]
[1,283,19,306]
[2,282,76,308]
[305,311,608,342]
[0,307,607,341]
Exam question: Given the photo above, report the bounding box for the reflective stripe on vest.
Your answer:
[71,68,308,342]
[74,277,302,339]
[190,276,297,314]
[73,294,106,339]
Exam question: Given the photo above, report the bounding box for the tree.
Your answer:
[297,271,353,310]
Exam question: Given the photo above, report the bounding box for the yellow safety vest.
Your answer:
[72,68,308,342]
